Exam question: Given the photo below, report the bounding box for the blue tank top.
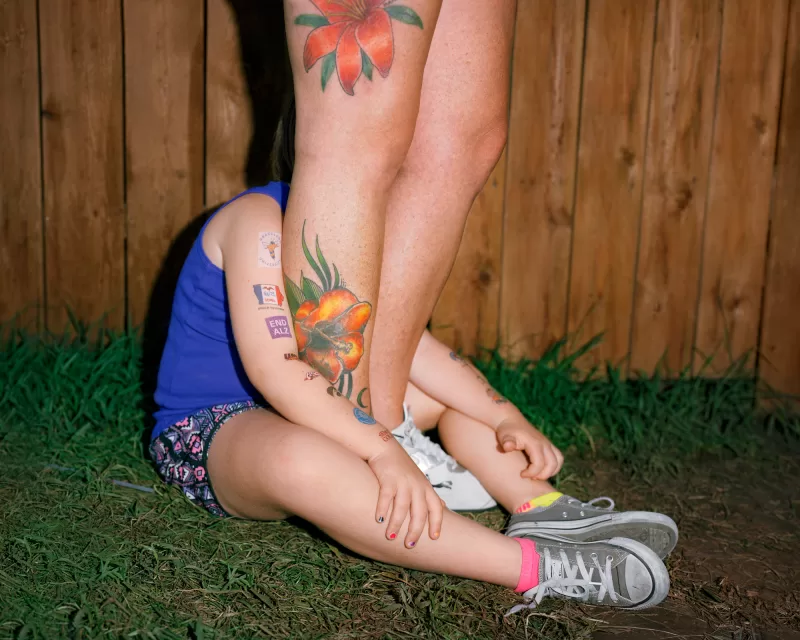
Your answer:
[152,182,290,440]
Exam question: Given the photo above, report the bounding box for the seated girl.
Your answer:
[149,176,677,612]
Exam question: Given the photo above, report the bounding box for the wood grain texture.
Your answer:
[695,0,789,372]
[124,0,205,327]
[760,0,800,399]
[431,152,505,354]
[567,0,657,367]
[39,0,124,330]
[629,0,722,373]
[499,0,586,361]
[206,0,251,205]
[0,0,42,327]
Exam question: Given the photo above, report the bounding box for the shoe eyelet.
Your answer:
[562,512,568,518]
[607,555,613,561]
[591,553,598,559]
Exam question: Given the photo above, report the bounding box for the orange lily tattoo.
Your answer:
[284,222,372,403]
[295,1,423,95]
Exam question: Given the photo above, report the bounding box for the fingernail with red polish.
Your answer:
[389,533,397,540]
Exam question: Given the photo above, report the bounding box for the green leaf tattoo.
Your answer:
[320,53,336,92]
[361,49,374,81]
[315,236,332,290]
[301,221,329,287]
[295,14,330,28]
[385,5,424,29]
[283,275,305,317]
[301,274,324,303]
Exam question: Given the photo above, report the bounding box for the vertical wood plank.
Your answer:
[695,0,789,372]
[124,0,205,327]
[567,0,657,366]
[39,0,124,330]
[431,152,505,354]
[0,0,42,328]
[499,0,586,361]
[760,0,800,399]
[206,0,251,205]
[630,0,722,373]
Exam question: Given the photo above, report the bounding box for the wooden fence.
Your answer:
[1,0,799,397]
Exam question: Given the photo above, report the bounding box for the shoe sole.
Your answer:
[526,532,671,610]
[505,511,678,559]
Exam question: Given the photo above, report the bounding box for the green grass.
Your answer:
[0,328,797,639]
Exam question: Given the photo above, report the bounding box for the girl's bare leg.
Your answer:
[208,408,522,587]
[404,384,555,513]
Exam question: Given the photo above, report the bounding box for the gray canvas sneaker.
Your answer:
[507,534,670,614]
[505,495,678,559]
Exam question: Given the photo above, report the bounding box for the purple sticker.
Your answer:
[266,316,292,339]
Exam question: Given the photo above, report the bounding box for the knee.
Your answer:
[408,111,508,197]
[295,105,417,190]
[256,427,342,496]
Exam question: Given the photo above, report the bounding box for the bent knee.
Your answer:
[257,426,353,496]
[408,114,508,195]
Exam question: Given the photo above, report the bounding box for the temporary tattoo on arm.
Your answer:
[377,429,392,442]
[451,351,508,404]
[258,232,282,267]
[285,353,299,360]
[304,371,321,381]
[285,221,372,402]
[295,1,424,95]
[353,408,376,425]
[265,316,292,339]
[449,351,466,364]
[253,284,286,310]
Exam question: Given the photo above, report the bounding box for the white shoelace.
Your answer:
[506,547,618,616]
[568,496,616,510]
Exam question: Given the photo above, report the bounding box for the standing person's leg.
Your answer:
[282,0,442,408]
[369,0,517,427]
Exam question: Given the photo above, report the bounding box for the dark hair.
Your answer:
[270,91,296,183]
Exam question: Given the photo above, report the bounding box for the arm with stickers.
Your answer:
[218,195,444,540]
[409,330,563,480]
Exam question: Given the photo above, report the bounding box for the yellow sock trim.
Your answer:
[515,491,563,514]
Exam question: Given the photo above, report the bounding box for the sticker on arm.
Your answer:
[253,283,285,310]
[265,316,292,339]
[258,232,282,268]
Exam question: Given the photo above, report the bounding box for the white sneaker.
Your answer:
[391,405,497,512]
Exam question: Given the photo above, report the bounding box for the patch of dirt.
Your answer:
[583,450,800,639]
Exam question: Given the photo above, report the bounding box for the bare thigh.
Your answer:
[206,408,303,520]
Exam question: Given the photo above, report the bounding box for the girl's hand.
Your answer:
[496,419,564,480]
[367,442,444,548]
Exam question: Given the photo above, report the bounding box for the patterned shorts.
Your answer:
[149,401,260,517]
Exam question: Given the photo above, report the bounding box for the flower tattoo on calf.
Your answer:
[285,221,372,405]
[295,0,424,95]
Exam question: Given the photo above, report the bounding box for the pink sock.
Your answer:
[514,538,541,593]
